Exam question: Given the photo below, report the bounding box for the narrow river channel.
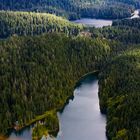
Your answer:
[56,75,106,140]
[8,9,140,139]
[8,75,106,140]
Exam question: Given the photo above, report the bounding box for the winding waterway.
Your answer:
[8,9,140,140]
[8,75,106,140]
[56,76,106,140]
[8,17,112,140]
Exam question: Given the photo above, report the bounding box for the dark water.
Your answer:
[56,76,106,140]
[72,18,112,28]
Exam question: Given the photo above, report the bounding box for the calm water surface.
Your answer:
[72,18,112,27]
[7,9,140,140]
[8,77,106,140]
[57,77,106,140]
[72,9,140,27]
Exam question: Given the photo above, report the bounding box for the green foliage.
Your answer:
[32,110,58,140]
[90,18,140,44]
[99,48,140,139]
[0,0,135,19]
[0,2,140,139]
[113,129,128,140]
[0,33,110,134]
[0,11,83,38]
[32,124,48,140]
[89,15,140,140]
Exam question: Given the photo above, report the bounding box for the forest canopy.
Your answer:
[0,33,111,135]
[0,1,139,139]
[0,11,83,38]
[0,0,138,19]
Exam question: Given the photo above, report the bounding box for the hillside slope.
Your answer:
[0,33,110,135]
[0,11,83,38]
[99,47,140,139]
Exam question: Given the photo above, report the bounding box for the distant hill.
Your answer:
[0,1,140,139]
[0,0,138,19]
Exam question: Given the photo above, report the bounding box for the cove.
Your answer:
[56,75,107,140]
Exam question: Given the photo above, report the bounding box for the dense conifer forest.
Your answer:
[99,47,140,139]
[96,17,140,140]
[90,18,140,44]
[0,1,139,140]
[0,33,111,136]
[0,0,138,19]
[0,11,83,38]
